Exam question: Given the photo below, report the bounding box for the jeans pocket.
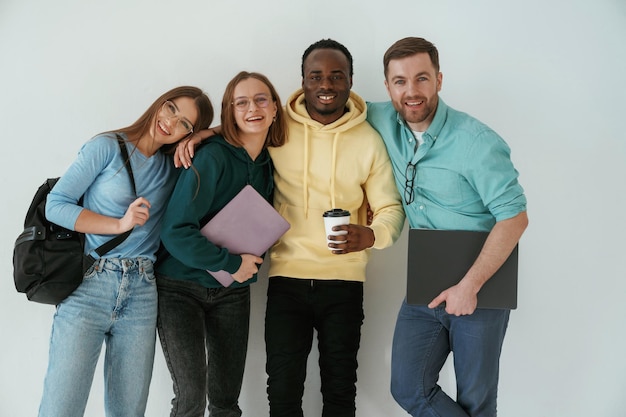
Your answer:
[82,263,99,280]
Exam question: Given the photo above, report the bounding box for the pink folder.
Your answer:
[200,185,290,287]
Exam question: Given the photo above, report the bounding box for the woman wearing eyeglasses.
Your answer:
[38,87,214,417]
[155,71,287,417]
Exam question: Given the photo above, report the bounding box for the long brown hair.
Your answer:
[220,72,287,149]
[116,86,214,154]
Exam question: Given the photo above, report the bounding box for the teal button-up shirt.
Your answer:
[367,99,526,231]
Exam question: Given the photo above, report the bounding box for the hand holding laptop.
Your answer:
[231,254,264,283]
[427,279,479,316]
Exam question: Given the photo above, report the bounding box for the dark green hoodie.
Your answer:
[157,135,273,288]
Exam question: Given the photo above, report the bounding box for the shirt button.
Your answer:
[419,205,424,210]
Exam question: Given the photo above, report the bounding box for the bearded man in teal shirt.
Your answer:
[367,37,528,417]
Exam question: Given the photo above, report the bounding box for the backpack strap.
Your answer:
[116,133,137,195]
[91,134,137,257]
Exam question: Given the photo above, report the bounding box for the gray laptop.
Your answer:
[407,229,518,309]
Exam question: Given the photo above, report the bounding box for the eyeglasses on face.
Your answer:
[404,162,417,205]
[161,101,194,135]
[232,94,272,112]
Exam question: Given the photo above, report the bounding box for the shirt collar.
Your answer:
[424,98,448,141]
[394,97,448,143]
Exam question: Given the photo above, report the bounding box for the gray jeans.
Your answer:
[156,274,250,417]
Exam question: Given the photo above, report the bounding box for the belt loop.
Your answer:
[139,257,149,273]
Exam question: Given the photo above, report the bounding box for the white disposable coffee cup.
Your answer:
[323,209,350,249]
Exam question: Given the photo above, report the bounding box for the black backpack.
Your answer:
[13,136,136,305]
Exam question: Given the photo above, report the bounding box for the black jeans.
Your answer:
[265,277,364,417]
[157,275,250,417]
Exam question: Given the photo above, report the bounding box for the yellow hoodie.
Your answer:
[268,89,405,282]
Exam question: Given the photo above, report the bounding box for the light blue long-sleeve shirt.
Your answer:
[45,133,178,261]
[367,99,526,231]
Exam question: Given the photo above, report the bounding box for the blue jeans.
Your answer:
[391,300,510,417]
[265,277,364,417]
[38,258,157,417]
[156,275,250,417]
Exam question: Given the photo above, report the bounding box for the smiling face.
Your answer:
[232,78,277,140]
[153,96,199,145]
[302,48,353,125]
[384,52,442,132]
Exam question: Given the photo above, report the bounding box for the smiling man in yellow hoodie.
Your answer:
[265,39,405,417]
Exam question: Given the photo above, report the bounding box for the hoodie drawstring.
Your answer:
[330,132,339,209]
[303,127,310,218]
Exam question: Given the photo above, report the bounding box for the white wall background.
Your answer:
[1,1,625,416]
